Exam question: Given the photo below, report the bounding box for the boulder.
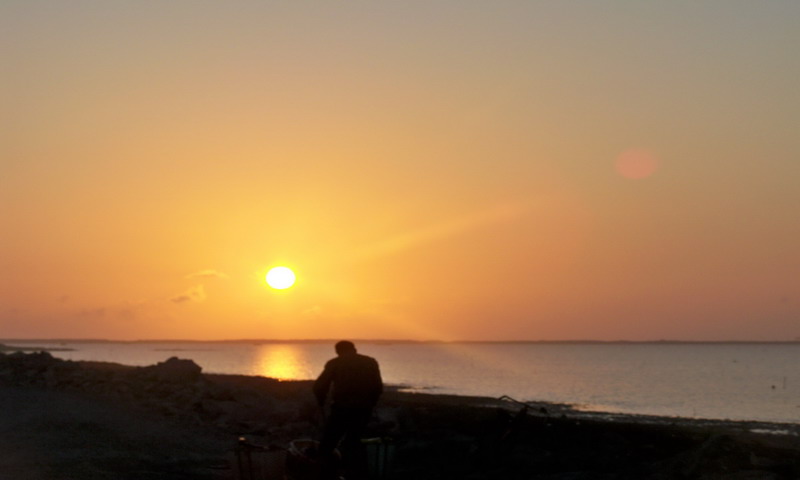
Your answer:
[140,357,202,383]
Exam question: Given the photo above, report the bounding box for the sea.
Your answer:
[5,340,799,425]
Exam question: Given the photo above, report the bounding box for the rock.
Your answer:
[139,357,202,383]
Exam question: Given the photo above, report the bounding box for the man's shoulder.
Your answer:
[334,353,378,366]
[354,353,379,368]
[324,357,340,369]
[326,353,379,370]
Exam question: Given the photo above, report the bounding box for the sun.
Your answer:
[266,266,296,290]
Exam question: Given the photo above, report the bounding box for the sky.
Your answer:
[2,1,799,341]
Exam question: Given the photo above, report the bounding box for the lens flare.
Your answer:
[615,149,660,179]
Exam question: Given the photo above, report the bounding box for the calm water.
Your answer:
[8,341,800,424]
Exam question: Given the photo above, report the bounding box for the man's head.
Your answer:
[335,340,357,356]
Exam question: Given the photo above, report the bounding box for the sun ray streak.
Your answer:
[352,202,530,262]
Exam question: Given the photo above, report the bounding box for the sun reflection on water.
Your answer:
[256,345,312,381]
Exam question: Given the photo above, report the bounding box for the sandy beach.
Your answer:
[1,351,799,479]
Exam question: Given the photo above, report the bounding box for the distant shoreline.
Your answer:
[0,343,75,352]
[2,338,800,345]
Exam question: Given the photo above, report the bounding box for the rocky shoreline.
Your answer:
[1,351,798,479]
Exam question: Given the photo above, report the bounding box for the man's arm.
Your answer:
[370,359,383,406]
[313,361,335,406]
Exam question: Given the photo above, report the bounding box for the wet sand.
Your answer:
[1,351,799,479]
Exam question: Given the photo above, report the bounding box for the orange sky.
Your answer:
[2,2,799,341]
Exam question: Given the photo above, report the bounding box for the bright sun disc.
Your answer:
[266,266,296,290]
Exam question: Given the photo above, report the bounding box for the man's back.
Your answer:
[313,352,382,409]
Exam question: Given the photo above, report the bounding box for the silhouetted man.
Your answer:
[313,340,382,479]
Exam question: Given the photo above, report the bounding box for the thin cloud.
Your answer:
[185,269,229,280]
[171,285,206,304]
